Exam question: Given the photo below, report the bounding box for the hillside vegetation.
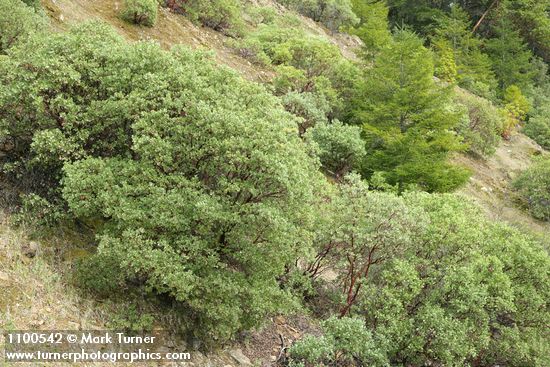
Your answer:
[1,0,549,366]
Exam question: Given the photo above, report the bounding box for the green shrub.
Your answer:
[20,0,41,10]
[233,25,296,66]
[108,304,155,332]
[0,22,324,342]
[433,39,458,83]
[523,91,550,150]
[289,335,333,365]
[121,0,158,26]
[301,185,549,366]
[169,0,244,36]
[523,117,550,150]
[359,193,550,366]
[233,22,360,120]
[513,157,550,221]
[290,317,386,366]
[282,91,330,135]
[74,253,125,297]
[14,194,67,228]
[277,0,358,32]
[0,0,46,54]
[306,174,423,315]
[247,6,277,26]
[454,89,503,156]
[501,85,531,139]
[305,120,365,177]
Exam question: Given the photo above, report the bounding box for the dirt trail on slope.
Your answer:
[454,133,550,234]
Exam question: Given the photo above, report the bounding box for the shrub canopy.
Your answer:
[0,22,325,341]
[0,0,47,54]
[513,157,550,221]
[121,0,158,26]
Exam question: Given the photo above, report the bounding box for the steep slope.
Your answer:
[455,133,550,234]
[41,0,360,82]
[1,1,548,366]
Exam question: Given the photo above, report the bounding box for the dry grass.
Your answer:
[40,0,361,85]
[42,0,275,83]
[0,212,276,366]
[0,212,115,366]
[454,133,550,235]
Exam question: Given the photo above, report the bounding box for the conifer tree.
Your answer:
[348,0,392,60]
[355,30,470,192]
[485,16,536,91]
[432,5,497,95]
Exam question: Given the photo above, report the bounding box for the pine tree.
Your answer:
[355,30,470,192]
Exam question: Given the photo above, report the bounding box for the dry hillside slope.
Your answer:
[41,0,360,82]
[1,1,549,366]
[456,133,550,234]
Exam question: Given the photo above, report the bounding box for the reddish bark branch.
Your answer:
[472,0,499,33]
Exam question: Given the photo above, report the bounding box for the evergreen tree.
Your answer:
[485,16,536,91]
[432,5,497,96]
[355,30,470,192]
[348,0,392,60]
[501,0,550,63]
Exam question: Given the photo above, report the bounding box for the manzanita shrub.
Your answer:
[295,191,550,366]
[120,0,158,27]
[0,22,325,341]
[513,157,550,221]
[0,0,47,54]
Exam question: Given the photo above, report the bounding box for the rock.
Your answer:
[229,349,252,366]
[21,241,40,258]
[0,271,10,283]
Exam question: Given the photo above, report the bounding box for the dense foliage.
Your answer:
[305,121,365,178]
[523,91,550,150]
[305,174,423,316]
[431,5,497,97]
[354,30,470,192]
[289,316,385,366]
[235,22,360,126]
[120,0,158,26]
[454,88,503,156]
[0,0,46,54]
[513,157,550,221]
[347,0,391,60]
[295,189,550,366]
[524,117,550,150]
[0,22,324,341]
[1,0,549,363]
[501,85,531,139]
[277,0,358,32]
[164,0,244,36]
